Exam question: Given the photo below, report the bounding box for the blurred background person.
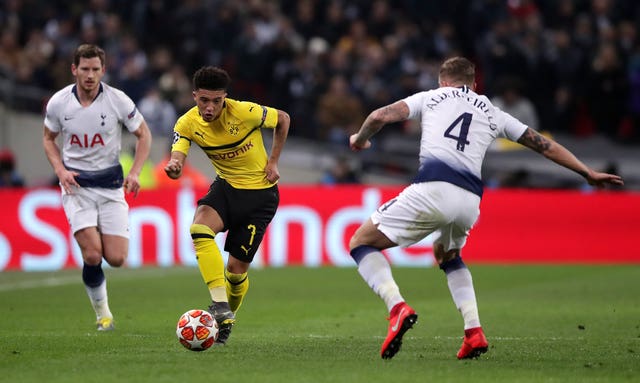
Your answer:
[315,74,365,144]
[0,148,25,188]
[320,155,361,185]
[137,86,177,138]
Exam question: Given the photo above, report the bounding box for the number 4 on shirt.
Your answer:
[444,112,472,152]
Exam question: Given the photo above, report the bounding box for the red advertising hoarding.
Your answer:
[0,186,638,271]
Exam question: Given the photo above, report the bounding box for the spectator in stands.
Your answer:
[491,76,540,131]
[138,86,177,138]
[586,42,628,140]
[0,148,25,188]
[0,28,22,77]
[628,46,640,143]
[315,74,365,144]
[544,28,585,133]
[1,0,640,190]
[320,155,361,185]
[157,63,193,114]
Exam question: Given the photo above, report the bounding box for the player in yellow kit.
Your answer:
[164,66,290,344]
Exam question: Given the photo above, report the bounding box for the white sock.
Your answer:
[446,268,481,329]
[209,286,227,302]
[85,279,113,320]
[357,251,404,312]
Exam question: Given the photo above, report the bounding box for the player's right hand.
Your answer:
[349,134,372,151]
[58,169,80,194]
[164,158,182,179]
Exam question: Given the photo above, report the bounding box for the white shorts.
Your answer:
[371,182,481,251]
[61,186,130,238]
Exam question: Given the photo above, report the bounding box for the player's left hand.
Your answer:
[265,162,280,183]
[123,175,141,197]
[586,170,624,188]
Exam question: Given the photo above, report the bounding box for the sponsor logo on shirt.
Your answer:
[228,122,240,136]
[127,107,137,119]
[209,141,254,160]
[70,133,105,148]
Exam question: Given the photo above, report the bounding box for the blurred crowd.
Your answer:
[1,0,639,188]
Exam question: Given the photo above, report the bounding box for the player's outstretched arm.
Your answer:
[350,100,409,151]
[164,151,187,180]
[517,127,624,188]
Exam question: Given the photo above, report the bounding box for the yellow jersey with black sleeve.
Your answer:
[171,98,279,189]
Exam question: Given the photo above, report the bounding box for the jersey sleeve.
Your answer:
[171,115,192,155]
[402,91,429,120]
[242,101,278,129]
[496,108,529,141]
[112,87,144,132]
[44,94,62,133]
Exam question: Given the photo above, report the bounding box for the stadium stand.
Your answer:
[0,0,638,189]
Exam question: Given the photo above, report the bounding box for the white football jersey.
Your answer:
[44,83,144,171]
[403,85,528,196]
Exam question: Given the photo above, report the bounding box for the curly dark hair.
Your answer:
[193,66,231,91]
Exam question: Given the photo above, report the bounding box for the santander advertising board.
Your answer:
[0,186,638,271]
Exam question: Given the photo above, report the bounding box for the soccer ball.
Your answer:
[176,309,218,351]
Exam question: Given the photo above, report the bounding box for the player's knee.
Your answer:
[434,243,459,265]
[227,256,250,274]
[190,223,215,239]
[102,248,127,267]
[81,249,103,265]
[348,235,361,251]
[106,255,126,267]
[83,254,102,265]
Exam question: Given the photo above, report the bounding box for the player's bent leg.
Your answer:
[82,262,114,330]
[349,227,417,359]
[190,223,234,344]
[436,244,487,359]
[75,227,104,265]
[226,270,249,314]
[76,228,115,330]
[101,234,129,267]
[226,256,251,313]
[190,223,226,300]
[349,218,396,250]
[97,235,126,330]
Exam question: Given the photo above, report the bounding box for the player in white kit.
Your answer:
[43,44,152,331]
[348,57,624,360]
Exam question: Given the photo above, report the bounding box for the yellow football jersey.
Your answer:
[172,98,279,189]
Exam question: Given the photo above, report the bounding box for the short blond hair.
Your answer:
[439,57,475,86]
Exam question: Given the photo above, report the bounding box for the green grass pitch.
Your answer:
[1,265,638,383]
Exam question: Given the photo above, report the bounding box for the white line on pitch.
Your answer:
[0,275,79,291]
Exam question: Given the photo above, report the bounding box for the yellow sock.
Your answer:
[226,271,249,313]
[190,224,226,301]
